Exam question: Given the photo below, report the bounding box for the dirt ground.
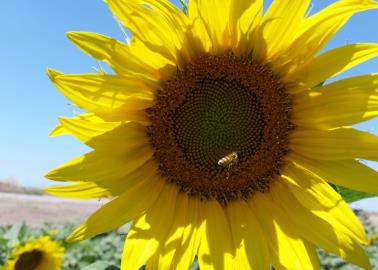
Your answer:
[0,192,102,226]
[1,192,377,229]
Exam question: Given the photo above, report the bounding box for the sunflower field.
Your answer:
[0,209,377,270]
[0,223,123,270]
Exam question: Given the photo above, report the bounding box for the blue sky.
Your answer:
[0,0,377,209]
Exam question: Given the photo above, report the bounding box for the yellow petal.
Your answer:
[188,0,232,53]
[288,153,378,197]
[227,201,270,270]
[231,0,262,55]
[54,115,121,144]
[290,127,378,161]
[59,118,147,150]
[45,145,152,182]
[48,71,154,119]
[187,1,212,54]
[286,43,378,92]
[44,182,111,199]
[45,160,159,198]
[172,197,203,270]
[280,0,378,76]
[293,73,378,128]
[280,163,371,268]
[254,0,311,62]
[49,113,115,138]
[66,175,164,242]
[140,0,196,63]
[250,193,320,270]
[270,179,371,269]
[66,32,170,79]
[121,184,178,269]
[147,193,189,269]
[198,200,234,270]
[106,0,186,66]
[282,162,367,244]
[49,121,70,137]
[51,112,148,143]
[141,0,187,28]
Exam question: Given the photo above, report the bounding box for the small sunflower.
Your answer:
[2,236,64,270]
[46,0,378,269]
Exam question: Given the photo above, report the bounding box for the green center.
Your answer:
[15,250,43,270]
[174,78,264,169]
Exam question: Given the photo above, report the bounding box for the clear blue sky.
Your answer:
[0,1,377,208]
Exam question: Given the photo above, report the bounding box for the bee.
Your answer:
[218,152,239,167]
[218,152,238,179]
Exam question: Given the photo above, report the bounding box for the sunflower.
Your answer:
[1,236,64,270]
[45,0,378,269]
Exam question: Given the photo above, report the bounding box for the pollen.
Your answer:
[147,53,293,204]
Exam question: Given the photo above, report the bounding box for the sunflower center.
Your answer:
[15,250,43,270]
[173,78,264,169]
[147,53,292,204]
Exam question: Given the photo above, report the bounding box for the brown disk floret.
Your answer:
[146,53,293,205]
[15,250,43,270]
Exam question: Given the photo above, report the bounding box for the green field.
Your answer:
[0,210,377,270]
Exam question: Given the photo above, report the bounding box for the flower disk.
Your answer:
[2,236,64,270]
[147,53,292,203]
[14,250,43,270]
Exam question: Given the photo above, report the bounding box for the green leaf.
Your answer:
[0,238,8,246]
[18,223,28,242]
[82,261,119,270]
[3,225,20,242]
[334,185,377,203]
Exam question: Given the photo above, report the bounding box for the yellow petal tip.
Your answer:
[49,128,61,137]
[47,68,63,81]
[66,31,83,41]
[49,120,65,137]
[65,234,80,243]
[66,225,86,243]
[44,170,58,180]
[43,186,58,195]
